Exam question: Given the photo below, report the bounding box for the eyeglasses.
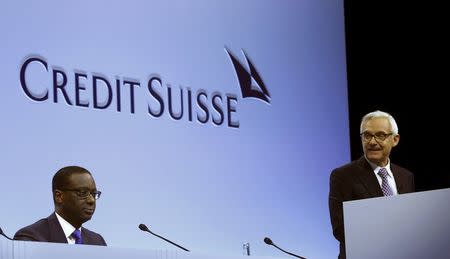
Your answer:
[60,188,102,200]
[360,132,393,142]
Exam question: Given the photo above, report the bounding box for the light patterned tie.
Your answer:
[378,168,394,196]
[71,229,83,244]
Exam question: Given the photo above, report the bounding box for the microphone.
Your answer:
[0,226,14,241]
[138,223,190,252]
[264,237,307,259]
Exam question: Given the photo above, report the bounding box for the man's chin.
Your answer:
[366,155,382,164]
[81,211,94,221]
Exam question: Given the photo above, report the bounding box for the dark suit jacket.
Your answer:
[14,213,107,246]
[329,156,414,259]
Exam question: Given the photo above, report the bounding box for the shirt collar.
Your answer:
[55,212,81,239]
[364,156,394,178]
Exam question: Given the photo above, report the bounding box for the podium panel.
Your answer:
[344,188,450,259]
[0,240,285,259]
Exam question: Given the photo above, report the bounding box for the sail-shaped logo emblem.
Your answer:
[225,48,271,104]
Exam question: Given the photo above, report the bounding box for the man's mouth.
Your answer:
[84,208,95,215]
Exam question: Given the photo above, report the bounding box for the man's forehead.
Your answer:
[68,172,95,185]
[365,118,390,127]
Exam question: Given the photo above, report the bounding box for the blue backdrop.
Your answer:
[0,1,349,258]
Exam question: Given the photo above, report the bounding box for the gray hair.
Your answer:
[360,110,398,135]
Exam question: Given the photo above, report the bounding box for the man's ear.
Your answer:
[392,133,400,147]
[54,190,63,204]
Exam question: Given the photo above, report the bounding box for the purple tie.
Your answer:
[378,168,394,196]
[71,229,83,244]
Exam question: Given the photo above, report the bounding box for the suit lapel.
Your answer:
[392,164,405,194]
[81,228,90,245]
[48,213,69,243]
[355,157,384,197]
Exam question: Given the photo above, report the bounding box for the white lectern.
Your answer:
[344,188,450,259]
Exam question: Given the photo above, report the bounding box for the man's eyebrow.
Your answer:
[69,187,95,190]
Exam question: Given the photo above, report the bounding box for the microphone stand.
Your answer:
[264,237,307,259]
[139,224,190,252]
[0,227,14,240]
[272,243,307,259]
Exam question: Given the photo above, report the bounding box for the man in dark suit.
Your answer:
[14,166,106,246]
[329,110,414,259]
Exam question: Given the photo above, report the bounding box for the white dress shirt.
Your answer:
[55,212,82,244]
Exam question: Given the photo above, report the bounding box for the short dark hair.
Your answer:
[52,166,92,191]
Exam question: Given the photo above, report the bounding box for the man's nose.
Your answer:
[86,193,96,203]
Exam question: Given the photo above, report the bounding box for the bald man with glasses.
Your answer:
[328,110,415,259]
[14,166,107,246]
